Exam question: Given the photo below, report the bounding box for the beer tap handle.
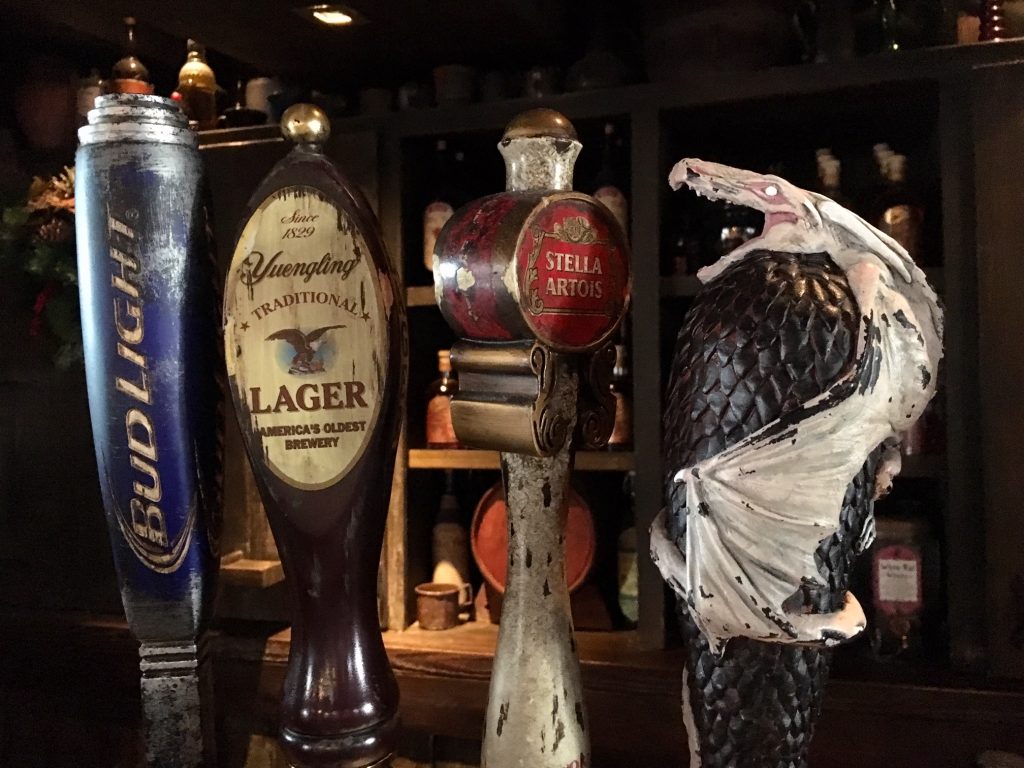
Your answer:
[76,93,221,767]
[432,109,630,768]
[224,105,406,768]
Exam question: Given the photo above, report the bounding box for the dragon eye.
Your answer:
[765,185,779,197]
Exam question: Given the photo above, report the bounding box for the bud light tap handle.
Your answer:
[223,104,407,768]
[76,93,222,767]
[432,109,631,768]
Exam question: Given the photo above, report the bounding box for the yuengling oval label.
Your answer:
[224,186,387,491]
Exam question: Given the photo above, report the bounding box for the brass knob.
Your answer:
[502,108,578,142]
[281,103,331,145]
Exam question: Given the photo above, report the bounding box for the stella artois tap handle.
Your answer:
[76,94,222,767]
[433,109,631,768]
[224,104,407,768]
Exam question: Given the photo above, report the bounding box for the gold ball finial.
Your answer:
[281,104,331,145]
[502,109,578,142]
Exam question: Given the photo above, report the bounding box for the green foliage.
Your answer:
[0,166,81,369]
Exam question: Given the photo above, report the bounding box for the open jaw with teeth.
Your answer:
[668,158,813,270]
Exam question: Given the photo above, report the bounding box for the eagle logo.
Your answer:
[266,325,346,375]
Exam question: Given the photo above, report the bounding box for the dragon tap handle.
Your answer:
[75,93,222,767]
[433,109,631,768]
[223,105,407,768]
[652,159,942,768]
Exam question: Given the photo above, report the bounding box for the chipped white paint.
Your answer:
[456,265,476,291]
[873,440,902,501]
[484,448,589,768]
[652,159,943,654]
[432,251,444,306]
[501,250,521,303]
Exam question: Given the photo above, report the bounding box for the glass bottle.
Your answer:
[423,139,457,274]
[109,17,152,95]
[607,342,632,450]
[432,470,472,609]
[592,122,628,235]
[617,472,638,624]
[817,154,855,211]
[979,0,1007,40]
[176,40,218,131]
[869,507,939,659]
[426,349,460,449]
[76,68,103,127]
[716,202,759,258]
[873,153,925,266]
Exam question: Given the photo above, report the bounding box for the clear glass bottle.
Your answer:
[716,202,759,258]
[76,68,103,126]
[592,122,628,235]
[176,40,218,131]
[109,17,152,95]
[426,349,460,449]
[617,472,638,624]
[432,470,472,609]
[817,154,855,212]
[423,139,457,274]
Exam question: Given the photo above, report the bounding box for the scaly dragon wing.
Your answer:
[265,328,309,353]
[305,325,346,343]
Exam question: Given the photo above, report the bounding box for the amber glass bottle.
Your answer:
[109,17,153,95]
[873,153,925,266]
[607,342,632,450]
[176,40,218,131]
[426,349,460,448]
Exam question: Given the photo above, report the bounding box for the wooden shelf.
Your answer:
[220,557,285,589]
[406,285,436,307]
[235,621,1024,768]
[198,42,1024,148]
[407,448,634,471]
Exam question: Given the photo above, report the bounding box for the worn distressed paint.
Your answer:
[435,111,631,768]
[651,159,943,655]
[485,445,589,768]
[76,94,221,767]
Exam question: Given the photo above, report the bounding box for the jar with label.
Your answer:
[869,508,939,659]
[426,349,460,448]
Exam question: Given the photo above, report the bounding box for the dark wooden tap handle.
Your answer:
[223,105,407,768]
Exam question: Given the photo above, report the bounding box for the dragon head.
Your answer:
[670,158,821,232]
[668,158,830,281]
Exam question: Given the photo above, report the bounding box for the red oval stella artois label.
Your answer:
[515,196,629,351]
[224,186,388,491]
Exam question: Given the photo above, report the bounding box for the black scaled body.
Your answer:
[663,250,878,768]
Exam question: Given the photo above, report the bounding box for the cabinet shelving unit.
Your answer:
[190,39,1024,766]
